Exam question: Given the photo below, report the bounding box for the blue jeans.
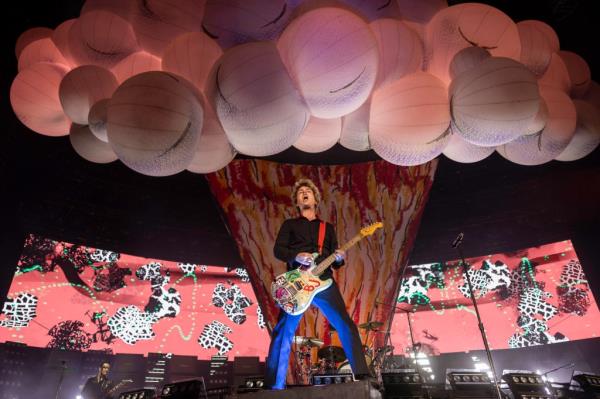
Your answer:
[265,283,369,389]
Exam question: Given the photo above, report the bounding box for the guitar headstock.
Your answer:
[360,222,383,237]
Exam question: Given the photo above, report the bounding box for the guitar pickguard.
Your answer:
[271,268,332,315]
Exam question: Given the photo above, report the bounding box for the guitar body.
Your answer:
[270,222,382,316]
[271,267,333,316]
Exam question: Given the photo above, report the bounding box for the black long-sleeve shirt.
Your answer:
[81,376,114,399]
[273,217,344,281]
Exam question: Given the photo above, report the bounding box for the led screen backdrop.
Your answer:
[390,240,600,355]
[0,234,270,359]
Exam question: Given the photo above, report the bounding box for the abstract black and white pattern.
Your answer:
[0,293,38,328]
[458,260,511,299]
[90,249,120,263]
[212,283,253,324]
[198,320,233,355]
[136,262,182,320]
[107,305,156,345]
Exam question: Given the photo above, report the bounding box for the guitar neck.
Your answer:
[311,233,364,276]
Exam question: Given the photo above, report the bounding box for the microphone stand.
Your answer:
[54,360,67,399]
[452,233,503,399]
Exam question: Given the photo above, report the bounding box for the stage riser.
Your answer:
[225,380,380,399]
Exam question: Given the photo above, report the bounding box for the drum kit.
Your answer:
[293,321,394,385]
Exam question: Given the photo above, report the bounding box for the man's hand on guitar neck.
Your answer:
[295,252,313,266]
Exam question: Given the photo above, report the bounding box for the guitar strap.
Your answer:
[317,220,326,255]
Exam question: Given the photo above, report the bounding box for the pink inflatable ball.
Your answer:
[10,62,71,137]
[207,41,308,157]
[340,99,371,151]
[161,32,222,93]
[131,0,205,57]
[52,19,77,63]
[70,123,118,163]
[450,57,540,146]
[294,117,342,153]
[538,53,571,94]
[425,3,521,84]
[517,21,553,77]
[371,128,451,166]
[88,99,110,142]
[523,19,560,52]
[522,98,549,136]
[449,46,490,81]
[59,65,119,125]
[278,7,378,119]
[337,0,402,21]
[442,123,494,163]
[107,71,204,176]
[68,10,139,69]
[396,0,448,24]
[187,108,236,174]
[497,85,576,165]
[15,27,52,58]
[558,51,592,98]
[202,0,292,49]
[111,51,162,84]
[370,19,423,89]
[556,100,600,162]
[369,72,450,146]
[18,38,70,71]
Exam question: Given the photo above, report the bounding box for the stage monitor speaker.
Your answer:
[236,375,266,393]
[503,373,553,399]
[447,370,496,398]
[118,388,156,399]
[312,373,354,386]
[572,373,600,398]
[160,378,206,399]
[381,369,424,399]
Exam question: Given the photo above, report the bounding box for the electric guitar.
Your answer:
[104,379,132,398]
[271,222,383,315]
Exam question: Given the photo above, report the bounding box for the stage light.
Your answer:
[447,370,495,398]
[381,369,423,398]
[118,389,155,399]
[160,379,205,398]
[312,373,353,386]
[572,373,600,397]
[503,372,554,399]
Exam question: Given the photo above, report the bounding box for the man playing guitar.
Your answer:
[81,362,130,399]
[265,178,370,390]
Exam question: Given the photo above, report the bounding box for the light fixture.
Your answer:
[503,372,554,399]
[447,370,495,398]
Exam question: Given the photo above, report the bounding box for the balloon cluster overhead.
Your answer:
[9,0,600,176]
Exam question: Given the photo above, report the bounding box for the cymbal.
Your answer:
[358,321,384,331]
[293,336,324,348]
[317,346,346,362]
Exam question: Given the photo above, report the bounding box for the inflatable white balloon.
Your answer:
[208,41,309,157]
[88,99,109,143]
[450,57,540,146]
[443,123,494,163]
[426,3,521,84]
[497,85,576,165]
[370,18,423,89]
[278,7,378,118]
[203,0,292,49]
[10,62,71,136]
[294,117,342,153]
[70,123,117,163]
[340,99,371,152]
[161,32,222,93]
[59,65,118,125]
[556,100,600,161]
[107,71,203,176]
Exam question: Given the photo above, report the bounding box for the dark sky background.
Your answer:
[1,0,599,305]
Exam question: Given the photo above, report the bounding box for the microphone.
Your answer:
[451,233,464,248]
